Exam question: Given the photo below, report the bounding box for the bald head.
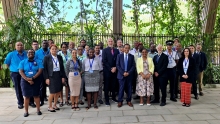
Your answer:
[156,44,163,53]
[107,38,114,47]
[15,42,24,52]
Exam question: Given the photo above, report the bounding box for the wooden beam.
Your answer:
[202,0,219,34]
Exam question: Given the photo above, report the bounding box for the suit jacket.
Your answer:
[43,54,66,79]
[153,53,168,78]
[136,57,154,75]
[177,57,196,83]
[198,52,207,72]
[102,47,120,77]
[116,53,135,80]
[192,53,200,75]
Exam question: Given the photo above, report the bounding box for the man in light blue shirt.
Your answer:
[35,40,50,106]
[4,42,27,109]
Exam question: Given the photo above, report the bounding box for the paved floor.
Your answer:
[0,88,220,124]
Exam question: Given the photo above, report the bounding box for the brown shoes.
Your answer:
[127,102,133,107]
[118,102,123,108]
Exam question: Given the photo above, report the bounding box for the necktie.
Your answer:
[125,54,128,72]
[157,55,160,63]
[111,48,114,55]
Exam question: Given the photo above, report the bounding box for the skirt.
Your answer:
[21,77,40,97]
[180,82,192,104]
[48,71,63,94]
[84,70,100,92]
[68,72,81,96]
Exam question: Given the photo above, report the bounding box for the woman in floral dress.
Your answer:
[136,49,154,106]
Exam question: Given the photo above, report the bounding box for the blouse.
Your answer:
[51,55,60,71]
[57,51,72,70]
[65,59,82,77]
[82,57,102,71]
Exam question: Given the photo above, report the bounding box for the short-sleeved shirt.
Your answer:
[95,53,103,70]
[163,50,179,68]
[57,51,72,70]
[77,55,86,62]
[4,50,27,72]
[18,59,43,77]
[148,52,158,59]
[129,48,139,56]
[35,48,50,62]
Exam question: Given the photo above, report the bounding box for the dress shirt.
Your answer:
[18,59,43,77]
[4,50,27,72]
[163,50,179,68]
[51,55,60,71]
[35,48,50,62]
[148,52,158,59]
[129,48,139,55]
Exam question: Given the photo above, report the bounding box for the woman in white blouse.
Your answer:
[82,48,102,110]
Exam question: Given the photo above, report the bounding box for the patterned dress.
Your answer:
[136,60,154,96]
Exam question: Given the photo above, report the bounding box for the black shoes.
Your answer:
[133,95,140,100]
[199,92,204,96]
[98,99,104,104]
[18,105,24,109]
[29,103,36,108]
[112,99,118,103]
[24,112,29,117]
[48,108,56,112]
[40,102,44,106]
[160,102,166,106]
[170,98,177,102]
[195,95,199,100]
[44,97,48,101]
[37,111,42,115]
[105,102,110,106]
[150,100,160,103]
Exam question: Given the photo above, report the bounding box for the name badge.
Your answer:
[74,72,78,76]
[184,68,187,74]
[54,67,59,71]
[89,69,93,73]
[169,59,172,64]
[28,71,33,75]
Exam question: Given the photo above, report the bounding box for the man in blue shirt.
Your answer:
[4,42,27,109]
[35,40,50,106]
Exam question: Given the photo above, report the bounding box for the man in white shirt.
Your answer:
[163,40,179,102]
[95,45,104,104]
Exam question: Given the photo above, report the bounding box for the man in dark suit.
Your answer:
[196,43,208,96]
[151,44,169,106]
[102,38,120,106]
[189,45,200,99]
[116,44,135,107]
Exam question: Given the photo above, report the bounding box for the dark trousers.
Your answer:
[153,76,160,101]
[118,77,132,102]
[10,72,24,105]
[174,71,180,96]
[167,68,176,99]
[40,74,46,103]
[192,73,198,96]
[159,77,168,103]
[104,73,117,102]
[132,70,137,93]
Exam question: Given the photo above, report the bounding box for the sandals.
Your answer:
[85,106,91,110]
[65,101,71,106]
[94,105,98,109]
[75,106,80,111]
[186,104,190,107]
[79,100,84,105]
[59,102,64,107]
[182,103,186,106]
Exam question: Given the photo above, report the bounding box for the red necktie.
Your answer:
[111,48,114,55]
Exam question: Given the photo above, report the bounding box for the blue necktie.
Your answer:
[125,54,128,72]
[157,55,160,63]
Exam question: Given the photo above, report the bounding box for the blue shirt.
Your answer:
[18,59,43,78]
[4,50,27,72]
[35,48,50,62]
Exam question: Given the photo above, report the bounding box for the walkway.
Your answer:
[0,88,220,124]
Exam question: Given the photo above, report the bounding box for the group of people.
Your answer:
[4,37,207,117]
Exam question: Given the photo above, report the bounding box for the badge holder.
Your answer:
[89,69,93,73]
[74,72,79,76]
[28,71,33,75]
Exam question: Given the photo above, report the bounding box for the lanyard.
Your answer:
[62,52,68,61]
[29,62,33,71]
[52,56,58,67]
[184,59,189,67]
[71,60,78,70]
[17,54,23,60]
[166,51,173,60]
[89,58,94,69]
[42,50,49,56]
